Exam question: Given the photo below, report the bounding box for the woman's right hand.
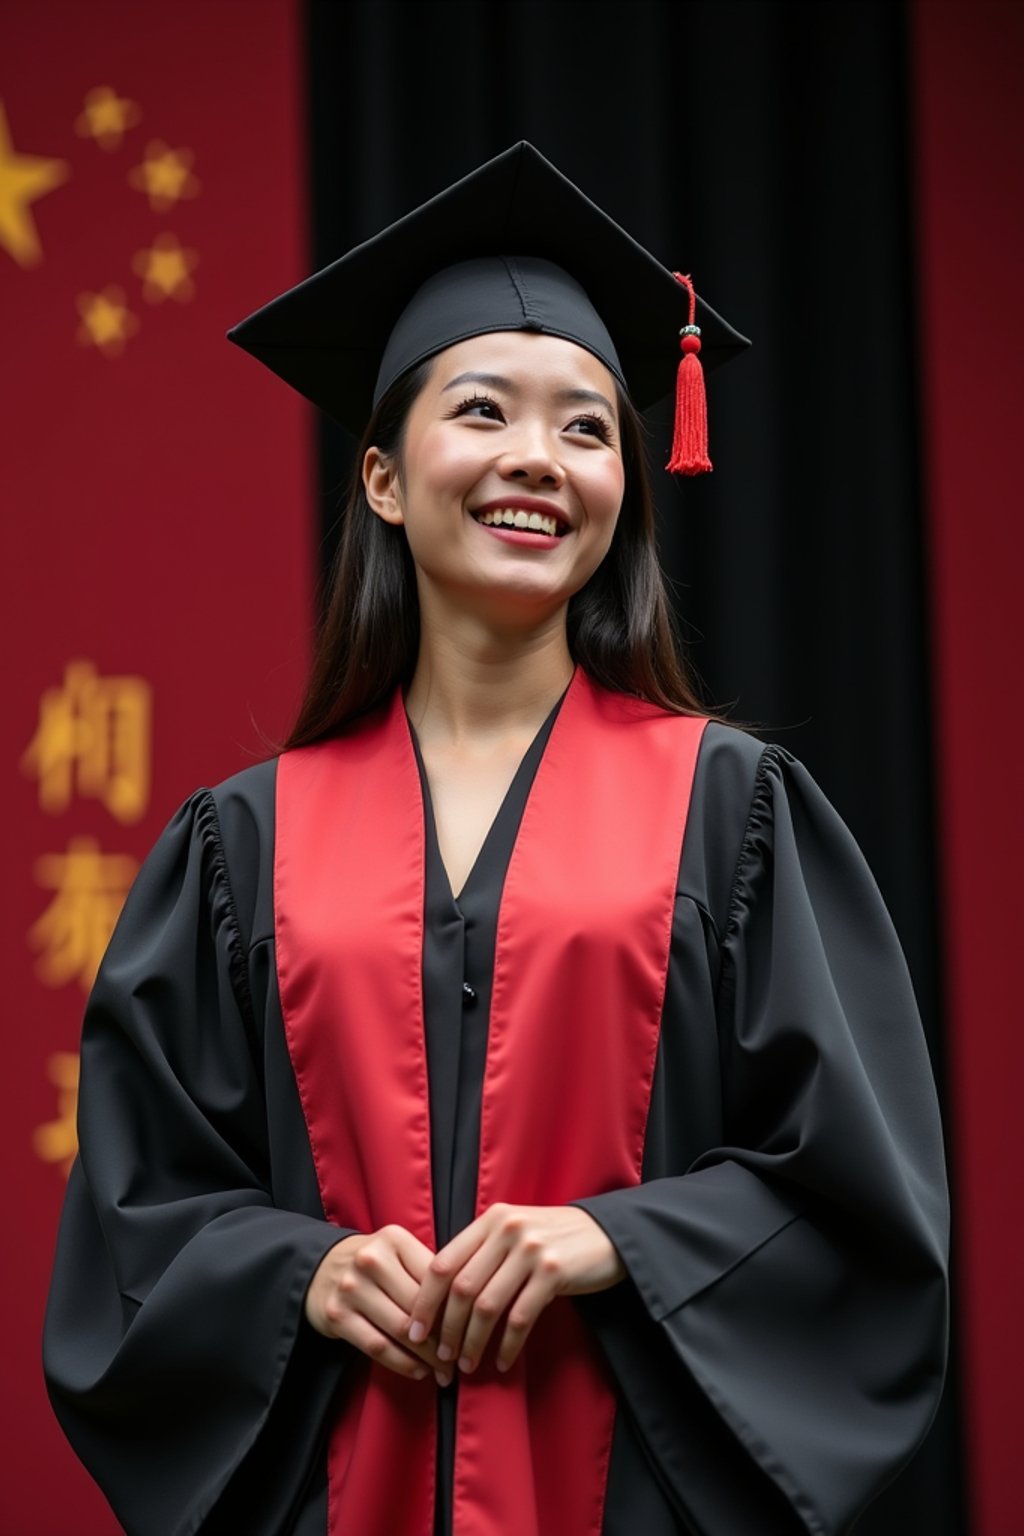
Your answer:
[305,1226,453,1387]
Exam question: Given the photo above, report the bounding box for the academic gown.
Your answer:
[43,677,949,1536]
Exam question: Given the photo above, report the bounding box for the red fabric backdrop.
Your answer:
[912,4,1024,1533]
[0,3,310,1531]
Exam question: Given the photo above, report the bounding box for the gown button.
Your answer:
[462,981,477,1004]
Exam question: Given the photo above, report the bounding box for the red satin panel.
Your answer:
[275,695,437,1535]
[275,666,707,1536]
[454,669,707,1536]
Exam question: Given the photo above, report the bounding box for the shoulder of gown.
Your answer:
[204,754,278,947]
[677,718,769,928]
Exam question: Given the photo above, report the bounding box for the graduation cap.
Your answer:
[227,140,750,474]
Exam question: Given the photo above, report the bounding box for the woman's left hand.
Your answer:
[405,1203,626,1376]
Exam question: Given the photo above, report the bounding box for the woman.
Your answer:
[44,142,949,1536]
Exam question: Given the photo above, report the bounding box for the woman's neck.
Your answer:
[403,614,575,750]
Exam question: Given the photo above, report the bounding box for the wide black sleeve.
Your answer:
[570,744,950,1536]
[42,788,356,1536]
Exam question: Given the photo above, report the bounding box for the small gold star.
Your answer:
[0,98,70,267]
[132,231,199,302]
[128,139,200,213]
[75,284,140,357]
[74,86,142,152]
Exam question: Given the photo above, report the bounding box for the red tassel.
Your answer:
[666,272,712,475]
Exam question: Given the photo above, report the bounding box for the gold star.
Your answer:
[128,139,200,213]
[132,231,199,303]
[75,284,140,357]
[0,99,70,267]
[74,86,142,152]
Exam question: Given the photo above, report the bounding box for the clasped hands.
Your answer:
[305,1203,625,1386]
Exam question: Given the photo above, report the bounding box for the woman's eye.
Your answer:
[451,394,504,419]
[570,414,614,442]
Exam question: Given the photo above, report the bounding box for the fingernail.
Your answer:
[458,1355,473,1373]
[408,1321,426,1343]
[436,1343,452,1362]
[414,1367,428,1380]
[435,1371,452,1388]
[496,1358,509,1372]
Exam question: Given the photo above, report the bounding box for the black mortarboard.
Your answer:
[226,141,750,472]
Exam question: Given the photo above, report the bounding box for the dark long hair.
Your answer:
[280,357,728,751]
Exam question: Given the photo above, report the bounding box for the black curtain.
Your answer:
[306,3,964,1529]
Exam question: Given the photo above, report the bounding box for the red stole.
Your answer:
[275,664,707,1536]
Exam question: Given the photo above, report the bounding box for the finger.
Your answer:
[341,1314,432,1381]
[457,1253,534,1372]
[494,1269,559,1373]
[436,1207,537,1365]
[436,1228,525,1363]
[433,1268,485,1364]
[435,1232,522,1363]
[360,1289,439,1358]
[354,1286,454,1381]
[407,1220,491,1346]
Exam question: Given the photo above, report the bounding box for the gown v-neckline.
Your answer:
[404,676,574,907]
[401,673,574,1536]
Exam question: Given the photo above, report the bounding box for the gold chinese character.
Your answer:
[33,1053,80,1177]
[30,837,138,992]
[21,659,151,822]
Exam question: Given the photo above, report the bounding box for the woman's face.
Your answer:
[363,330,626,626]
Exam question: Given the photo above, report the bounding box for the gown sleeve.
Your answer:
[42,788,357,1536]
[570,744,950,1536]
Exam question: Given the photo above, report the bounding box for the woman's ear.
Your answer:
[363,446,404,527]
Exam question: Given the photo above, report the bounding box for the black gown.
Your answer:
[43,688,949,1536]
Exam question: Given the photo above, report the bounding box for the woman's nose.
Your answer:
[498,424,565,486]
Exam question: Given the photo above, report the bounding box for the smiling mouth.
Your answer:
[470,507,570,538]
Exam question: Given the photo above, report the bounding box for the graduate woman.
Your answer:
[44,143,949,1536]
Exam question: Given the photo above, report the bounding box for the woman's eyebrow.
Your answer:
[440,370,616,418]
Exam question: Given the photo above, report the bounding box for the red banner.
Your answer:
[1,3,310,1530]
[912,3,1024,1532]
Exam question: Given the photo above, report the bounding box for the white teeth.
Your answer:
[476,507,564,536]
